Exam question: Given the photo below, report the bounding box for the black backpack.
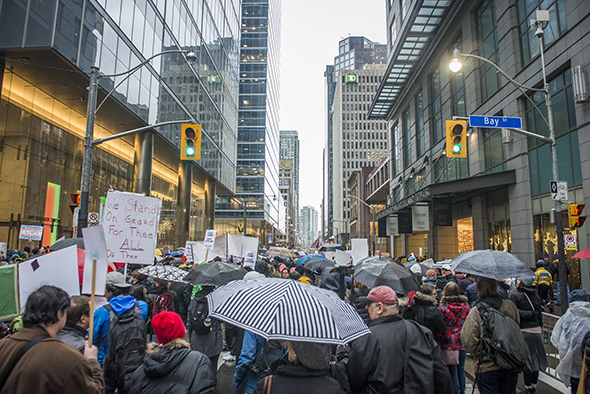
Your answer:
[190,297,212,335]
[477,302,528,372]
[152,291,176,315]
[104,302,147,392]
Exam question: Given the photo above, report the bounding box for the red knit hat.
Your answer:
[152,311,186,344]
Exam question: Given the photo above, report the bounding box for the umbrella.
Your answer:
[50,237,85,251]
[266,247,299,258]
[304,257,335,272]
[449,250,534,280]
[184,261,247,286]
[354,256,420,295]
[139,265,189,283]
[404,261,431,276]
[294,253,325,265]
[207,277,370,345]
[574,249,590,259]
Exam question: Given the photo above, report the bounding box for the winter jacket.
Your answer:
[235,330,265,394]
[147,286,180,317]
[130,339,217,394]
[0,327,104,394]
[404,291,447,342]
[136,299,149,320]
[55,324,87,354]
[464,283,478,306]
[339,314,453,394]
[533,267,553,287]
[92,295,139,366]
[551,301,590,386]
[509,286,543,329]
[436,274,457,291]
[455,275,472,295]
[254,363,342,394]
[188,289,223,358]
[461,297,520,374]
[497,281,511,299]
[438,295,470,351]
[170,281,193,323]
[352,287,370,324]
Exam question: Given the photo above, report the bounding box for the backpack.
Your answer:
[477,302,528,372]
[190,297,212,335]
[103,302,147,392]
[153,291,175,316]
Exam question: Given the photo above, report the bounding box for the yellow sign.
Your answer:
[238,219,244,232]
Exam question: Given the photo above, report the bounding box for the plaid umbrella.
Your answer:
[450,250,534,280]
[139,265,189,283]
[183,261,247,287]
[266,247,299,258]
[207,277,370,345]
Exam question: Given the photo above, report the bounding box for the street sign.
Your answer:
[469,115,522,129]
[550,180,568,201]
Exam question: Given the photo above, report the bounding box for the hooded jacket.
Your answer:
[533,267,553,287]
[254,363,343,394]
[188,288,223,358]
[551,301,590,386]
[92,295,138,366]
[404,291,447,342]
[438,295,470,351]
[130,339,217,394]
[509,286,543,329]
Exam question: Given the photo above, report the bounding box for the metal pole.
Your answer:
[243,200,247,236]
[372,208,376,256]
[78,66,99,236]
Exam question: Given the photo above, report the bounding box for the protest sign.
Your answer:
[103,191,162,264]
[244,250,256,269]
[19,225,43,241]
[18,245,79,312]
[185,241,198,262]
[0,265,19,320]
[204,229,217,249]
[82,225,109,295]
[351,239,369,265]
[335,250,352,266]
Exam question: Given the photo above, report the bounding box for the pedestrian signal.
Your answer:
[568,204,586,228]
[70,193,80,213]
[180,124,202,160]
[445,120,467,158]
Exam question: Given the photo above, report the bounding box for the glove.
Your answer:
[233,377,243,388]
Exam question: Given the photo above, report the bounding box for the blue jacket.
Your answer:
[465,283,478,306]
[92,295,146,367]
[234,330,265,394]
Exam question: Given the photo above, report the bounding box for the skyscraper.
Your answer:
[279,130,300,228]
[300,205,318,249]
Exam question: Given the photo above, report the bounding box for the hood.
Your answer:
[109,295,137,315]
[413,291,438,306]
[479,296,503,309]
[568,301,590,317]
[143,339,191,379]
[518,286,537,296]
[440,295,468,305]
[194,287,214,301]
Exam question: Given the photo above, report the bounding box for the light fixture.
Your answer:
[573,65,589,103]
[449,49,462,73]
[185,51,197,64]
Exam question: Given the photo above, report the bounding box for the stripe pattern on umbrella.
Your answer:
[207,278,370,345]
[138,265,189,283]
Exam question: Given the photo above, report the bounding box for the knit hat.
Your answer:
[294,265,305,275]
[570,289,590,303]
[279,264,287,272]
[291,341,332,370]
[152,311,186,344]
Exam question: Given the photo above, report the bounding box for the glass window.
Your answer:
[402,107,411,169]
[414,90,425,158]
[483,128,506,173]
[25,0,57,47]
[391,123,400,177]
[54,0,83,64]
[450,36,466,117]
[476,0,500,102]
[429,68,443,144]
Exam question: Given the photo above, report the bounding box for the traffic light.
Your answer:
[445,120,467,158]
[70,193,80,213]
[180,124,202,160]
[568,204,586,228]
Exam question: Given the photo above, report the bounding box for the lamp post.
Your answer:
[346,195,376,256]
[450,17,568,311]
[78,49,197,236]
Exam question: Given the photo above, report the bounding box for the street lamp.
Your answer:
[346,195,376,256]
[78,49,198,235]
[449,17,568,310]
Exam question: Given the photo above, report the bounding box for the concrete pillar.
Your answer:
[176,162,192,248]
[133,131,153,196]
[204,177,216,230]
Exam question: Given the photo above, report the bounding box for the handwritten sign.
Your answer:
[103,191,162,264]
[82,225,109,295]
[185,241,198,262]
[244,250,256,269]
[204,229,217,250]
[19,225,43,241]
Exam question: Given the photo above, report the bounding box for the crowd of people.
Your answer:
[1,248,590,394]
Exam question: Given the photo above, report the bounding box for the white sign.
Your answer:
[387,215,398,236]
[204,229,217,250]
[0,242,6,260]
[82,225,109,295]
[18,245,80,312]
[550,180,568,201]
[351,238,369,265]
[103,191,162,264]
[185,241,198,262]
[88,212,99,223]
[244,250,256,269]
[565,234,577,246]
[412,205,429,232]
[19,225,43,241]
[335,249,352,266]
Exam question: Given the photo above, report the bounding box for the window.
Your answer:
[476,0,500,102]
[391,123,400,177]
[414,90,425,158]
[483,128,506,173]
[430,68,443,144]
[434,155,469,183]
[450,36,466,117]
[390,17,397,49]
[402,107,411,169]
[517,0,566,65]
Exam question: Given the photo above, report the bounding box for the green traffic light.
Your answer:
[452,144,462,153]
[186,147,195,156]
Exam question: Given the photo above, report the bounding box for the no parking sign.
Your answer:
[565,234,577,250]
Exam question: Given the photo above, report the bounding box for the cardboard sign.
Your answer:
[204,229,217,250]
[18,245,80,312]
[244,250,256,269]
[82,225,109,295]
[0,265,19,320]
[103,191,162,264]
[19,225,43,241]
[351,239,369,265]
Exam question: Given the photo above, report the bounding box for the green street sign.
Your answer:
[347,74,358,83]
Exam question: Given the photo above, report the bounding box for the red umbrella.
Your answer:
[573,249,590,259]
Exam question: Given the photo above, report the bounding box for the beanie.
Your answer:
[152,311,186,344]
[291,341,332,370]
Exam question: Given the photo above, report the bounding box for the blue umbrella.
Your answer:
[294,253,325,265]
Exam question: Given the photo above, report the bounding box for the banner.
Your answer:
[412,204,429,232]
[433,198,453,226]
[398,210,413,233]
[387,216,398,236]
[19,225,43,241]
[0,265,19,320]
[103,191,162,264]
[82,225,109,295]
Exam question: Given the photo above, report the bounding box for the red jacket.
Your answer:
[438,295,470,351]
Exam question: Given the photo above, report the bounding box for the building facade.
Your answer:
[279,129,300,228]
[278,158,295,247]
[370,0,590,288]
[0,0,240,248]
[300,205,318,249]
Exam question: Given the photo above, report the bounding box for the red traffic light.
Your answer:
[70,193,80,205]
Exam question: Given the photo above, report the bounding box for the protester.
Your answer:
[129,284,149,320]
[56,295,90,354]
[147,278,180,316]
[438,282,470,394]
[461,277,520,394]
[496,279,512,299]
[352,281,370,323]
[436,264,458,291]
[130,311,217,394]
[169,279,194,324]
[280,264,290,279]
[234,329,266,394]
[509,276,547,394]
[456,273,473,295]
[404,283,447,343]
[533,260,553,312]
[254,341,342,394]
[337,285,453,393]
[551,289,590,393]
[464,278,478,307]
[0,285,104,393]
[424,269,438,286]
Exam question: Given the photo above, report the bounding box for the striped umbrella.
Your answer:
[138,265,189,283]
[207,277,370,345]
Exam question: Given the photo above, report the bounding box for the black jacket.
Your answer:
[55,324,87,354]
[338,314,453,394]
[404,291,447,342]
[169,281,193,323]
[188,289,223,358]
[254,363,343,394]
[509,286,543,329]
[436,274,457,291]
[352,287,370,324]
[130,339,217,394]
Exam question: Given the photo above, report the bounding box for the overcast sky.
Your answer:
[279,0,387,218]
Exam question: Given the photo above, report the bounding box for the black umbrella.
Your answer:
[184,261,247,287]
[450,250,534,280]
[354,256,420,295]
[49,237,84,251]
[304,257,336,272]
